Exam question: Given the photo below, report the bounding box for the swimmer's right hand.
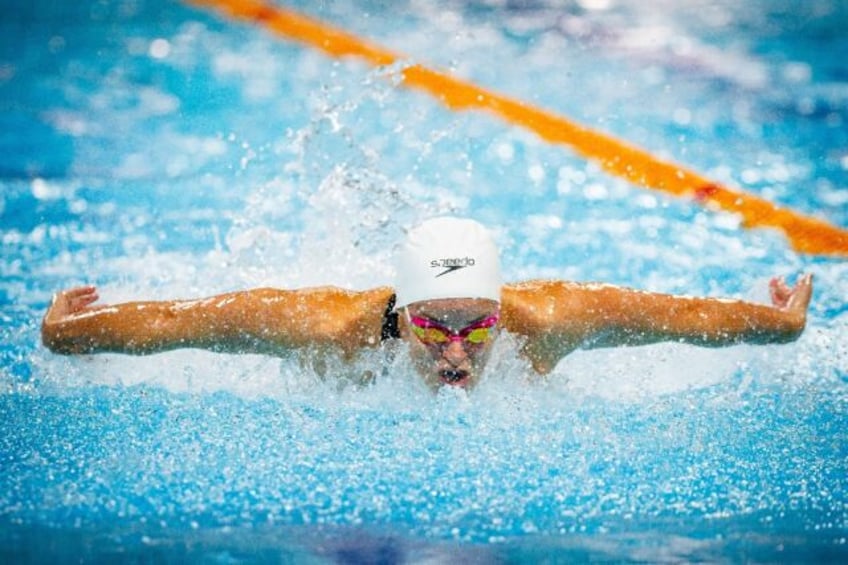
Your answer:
[43,285,101,324]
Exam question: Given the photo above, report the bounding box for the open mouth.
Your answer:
[439,369,470,387]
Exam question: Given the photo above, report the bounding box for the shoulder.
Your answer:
[500,280,610,373]
[246,285,394,305]
[503,279,617,296]
[294,285,395,338]
[252,285,396,354]
[232,285,395,332]
[502,279,623,309]
[500,279,610,334]
[501,279,586,312]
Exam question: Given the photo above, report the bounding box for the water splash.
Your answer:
[2,0,847,560]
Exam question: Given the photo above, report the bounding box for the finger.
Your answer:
[769,277,790,306]
[64,285,98,299]
[70,290,100,308]
[55,288,90,306]
[53,286,99,314]
[71,293,99,308]
[788,273,813,311]
[768,277,780,298]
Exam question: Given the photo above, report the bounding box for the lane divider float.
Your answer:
[187,0,848,257]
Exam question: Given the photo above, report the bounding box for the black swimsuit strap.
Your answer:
[380,294,400,342]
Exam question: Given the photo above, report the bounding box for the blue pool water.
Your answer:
[2,0,847,561]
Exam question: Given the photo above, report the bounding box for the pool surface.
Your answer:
[2,0,847,562]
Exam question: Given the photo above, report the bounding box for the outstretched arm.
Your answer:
[41,285,394,358]
[587,273,812,347]
[502,274,813,373]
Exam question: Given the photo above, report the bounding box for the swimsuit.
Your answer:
[380,294,400,342]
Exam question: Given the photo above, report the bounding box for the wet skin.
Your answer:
[400,298,500,390]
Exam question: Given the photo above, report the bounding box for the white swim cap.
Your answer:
[394,217,502,307]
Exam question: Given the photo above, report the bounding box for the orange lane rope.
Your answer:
[187,0,848,257]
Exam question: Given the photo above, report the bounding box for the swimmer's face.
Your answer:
[401,298,500,391]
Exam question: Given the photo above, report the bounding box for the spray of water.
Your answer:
[3,0,847,557]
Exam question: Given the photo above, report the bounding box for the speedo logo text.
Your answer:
[431,257,475,277]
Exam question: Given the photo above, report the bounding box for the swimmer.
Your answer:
[42,217,813,390]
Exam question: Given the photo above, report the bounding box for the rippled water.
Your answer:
[2,0,847,561]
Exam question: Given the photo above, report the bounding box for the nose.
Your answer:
[442,340,468,365]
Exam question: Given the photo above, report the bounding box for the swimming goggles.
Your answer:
[406,312,500,345]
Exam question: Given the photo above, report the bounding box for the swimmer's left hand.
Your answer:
[769,273,813,316]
